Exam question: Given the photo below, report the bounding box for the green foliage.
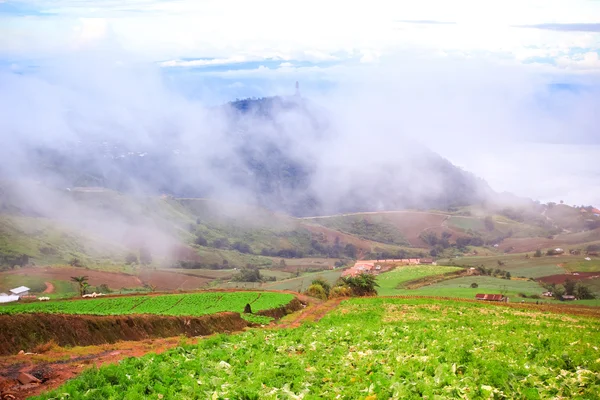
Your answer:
[0,291,293,316]
[305,284,327,300]
[337,273,379,296]
[376,265,463,296]
[470,282,478,288]
[310,278,331,296]
[70,275,89,297]
[232,266,263,282]
[534,249,543,257]
[32,298,600,399]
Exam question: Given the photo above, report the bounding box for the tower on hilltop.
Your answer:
[295,81,300,97]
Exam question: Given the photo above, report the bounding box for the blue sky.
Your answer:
[1,0,600,205]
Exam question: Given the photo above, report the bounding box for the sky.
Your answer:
[1,0,600,207]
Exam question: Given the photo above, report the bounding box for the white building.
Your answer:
[9,286,31,297]
[0,295,20,304]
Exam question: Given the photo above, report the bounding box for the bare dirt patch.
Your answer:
[1,266,142,290]
[137,270,210,290]
[538,272,600,285]
[42,282,54,294]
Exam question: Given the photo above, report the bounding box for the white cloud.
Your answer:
[160,56,250,68]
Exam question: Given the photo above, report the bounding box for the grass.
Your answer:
[376,265,463,296]
[0,291,293,316]
[390,276,545,302]
[446,254,568,278]
[32,297,600,399]
[310,215,410,245]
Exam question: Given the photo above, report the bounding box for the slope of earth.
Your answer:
[447,254,568,278]
[307,211,455,247]
[376,265,464,296]
[450,253,600,277]
[31,297,600,399]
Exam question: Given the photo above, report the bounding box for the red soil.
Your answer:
[538,272,600,285]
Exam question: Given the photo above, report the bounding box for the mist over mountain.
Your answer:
[3,89,492,217]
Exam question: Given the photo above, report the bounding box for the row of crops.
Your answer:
[0,291,294,317]
[32,297,600,399]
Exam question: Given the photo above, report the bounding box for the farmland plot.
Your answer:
[32,297,600,399]
[0,292,293,317]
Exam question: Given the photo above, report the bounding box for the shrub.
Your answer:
[69,258,84,268]
[194,235,208,246]
[533,249,542,257]
[33,339,59,354]
[125,253,138,265]
[470,282,478,288]
[305,284,327,300]
[311,278,331,296]
[329,286,353,298]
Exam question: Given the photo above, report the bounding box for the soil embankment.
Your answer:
[0,312,246,356]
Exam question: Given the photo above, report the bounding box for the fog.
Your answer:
[1,48,599,258]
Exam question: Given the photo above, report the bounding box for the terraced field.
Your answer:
[32,297,600,399]
[377,265,463,296]
[0,291,293,317]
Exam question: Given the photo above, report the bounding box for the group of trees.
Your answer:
[231,265,276,283]
[124,246,153,266]
[544,280,595,300]
[0,253,29,269]
[305,274,379,300]
[475,266,511,279]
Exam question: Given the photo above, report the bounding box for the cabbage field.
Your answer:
[32,297,600,399]
[0,291,293,317]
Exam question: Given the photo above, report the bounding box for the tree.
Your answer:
[69,258,84,268]
[279,259,286,267]
[194,235,208,246]
[139,246,152,265]
[533,249,542,258]
[575,283,595,300]
[553,285,565,300]
[125,253,138,265]
[470,282,479,288]
[344,244,357,259]
[563,279,576,296]
[71,276,89,297]
[232,266,263,282]
[337,273,379,296]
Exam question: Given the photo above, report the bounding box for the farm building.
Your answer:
[0,295,20,304]
[475,293,507,302]
[420,258,434,264]
[342,262,375,277]
[9,286,30,297]
[542,291,553,297]
[562,295,576,301]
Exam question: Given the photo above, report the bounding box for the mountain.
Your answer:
[4,96,492,217]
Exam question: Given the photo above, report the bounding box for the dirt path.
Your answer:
[0,336,191,399]
[277,298,343,328]
[42,282,55,294]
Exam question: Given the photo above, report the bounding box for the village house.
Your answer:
[475,293,508,302]
[562,295,576,301]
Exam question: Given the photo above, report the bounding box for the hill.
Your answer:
[2,96,493,217]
